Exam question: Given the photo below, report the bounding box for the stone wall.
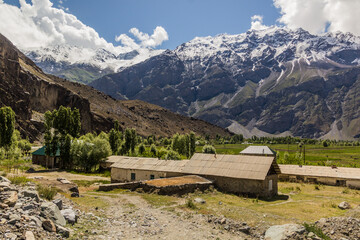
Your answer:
[111,168,183,183]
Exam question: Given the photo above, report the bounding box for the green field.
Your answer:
[196,144,360,167]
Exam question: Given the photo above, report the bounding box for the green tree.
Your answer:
[108,121,122,154]
[189,132,196,157]
[202,145,216,154]
[138,143,146,155]
[124,128,137,154]
[0,106,16,148]
[150,144,157,157]
[164,150,181,160]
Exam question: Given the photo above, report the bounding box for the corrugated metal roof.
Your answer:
[240,146,276,155]
[279,165,360,180]
[32,146,60,157]
[182,153,276,180]
[111,156,189,173]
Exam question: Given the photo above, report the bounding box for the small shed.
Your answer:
[240,146,276,156]
[182,153,280,197]
[31,146,61,169]
[279,165,360,189]
[110,156,189,183]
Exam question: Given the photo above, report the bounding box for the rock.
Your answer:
[29,216,42,227]
[61,208,77,224]
[23,204,36,211]
[71,192,79,198]
[338,201,351,210]
[26,168,36,173]
[52,199,63,210]
[194,198,206,204]
[22,190,40,202]
[24,231,35,240]
[265,224,306,240]
[69,186,79,193]
[40,202,66,226]
[0,202,8,209]
[4,233,17,240]
[220,218,226,225]
[56,224,70,238]
[0,181,11,188]
[0,176,11,183]
[42,219,57,232]
[2,191,18,207]
[8,214,21,225]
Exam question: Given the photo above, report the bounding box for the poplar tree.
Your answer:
[0,106,16,148]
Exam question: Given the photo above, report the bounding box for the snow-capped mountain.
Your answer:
[90,26,360,139]
[24,45,164,83]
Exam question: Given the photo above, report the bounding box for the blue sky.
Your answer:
[1,0,359,52]
[60,0,280,50]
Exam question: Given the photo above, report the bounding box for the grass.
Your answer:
[304,223,331,240]
[186,199,197,209]
[141,193,178,208]
[72,180,111,187]
[37,185,58,200]
[7,175,32,185]
[197,143,360,167]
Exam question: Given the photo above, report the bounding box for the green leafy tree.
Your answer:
[164,150,181,160]
[202,145,216,154]
[138,143,146,155]
[189,132,196,157]
[124,128,137,154]
[150,144,157,157]
[0,106,16,148]
[108,121,122,154]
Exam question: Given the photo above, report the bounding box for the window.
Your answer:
[268,180,273,191]
[150,175,155,180]
[131,173,136,181]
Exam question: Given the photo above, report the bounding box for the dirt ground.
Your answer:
[144,175,211,187]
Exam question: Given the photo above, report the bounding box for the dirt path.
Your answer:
[84,192,253,240]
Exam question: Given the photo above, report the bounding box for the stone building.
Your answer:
[279,165,360,189]
[110,157,189,182]
[31,146,61,169]
[109,149,280,197]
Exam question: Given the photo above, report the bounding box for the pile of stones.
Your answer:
[0,176,79,239]
[315,217,360,240]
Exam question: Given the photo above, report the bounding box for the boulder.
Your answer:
[69,185,79,193]
[56,224,70,238]
[265,224,306,240]
[4,233,17,240]
[8,214,21,225]
[42,219,56,232]
[22,190,40,202]
[40,202,66,226]
[1,191,18,207]
[52,199,63,210]
[29,216,42,227]
[71,192,79,198]
[194,198,206,204]
[0,176,11,183]
[61,208,77,224]
[24,231,35,240]
[338,201,351,210]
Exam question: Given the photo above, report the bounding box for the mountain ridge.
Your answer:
[0,33,231,141]
[89,27,360,140]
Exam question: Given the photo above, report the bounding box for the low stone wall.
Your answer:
[99,176,213,195]
[141,181,212,196]
[98,182,141,191]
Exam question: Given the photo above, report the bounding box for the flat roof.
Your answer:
[32,146,60,157]
[182,153,277,180]
[144,175,211,187]
[279,165,360,180]
[240,146,276,156]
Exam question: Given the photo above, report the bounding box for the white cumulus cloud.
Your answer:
[274,0,360,35]
[250,15,268,31]
[0,0,168,53]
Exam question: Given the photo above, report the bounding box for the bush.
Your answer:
[186,199,197,209]
[37,185,58,201]
[303,223,331,240]
[150,144,157,157]
[314,185,320,190]
[8,175,31,185]
[164,150,181,160]
[202,145,216,154]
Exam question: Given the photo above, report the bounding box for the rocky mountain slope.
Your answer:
[90,27,360,139]
[24,45,163,84]
[0,34,230,141]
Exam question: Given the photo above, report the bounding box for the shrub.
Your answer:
[37,185,58,201]
[314,185,320,190]
[342,188,350,194]
[303,223,331,240]
[8,175,31,185]
[186,199,197,209]
[202,145,216,154]
[164,150,181,160]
